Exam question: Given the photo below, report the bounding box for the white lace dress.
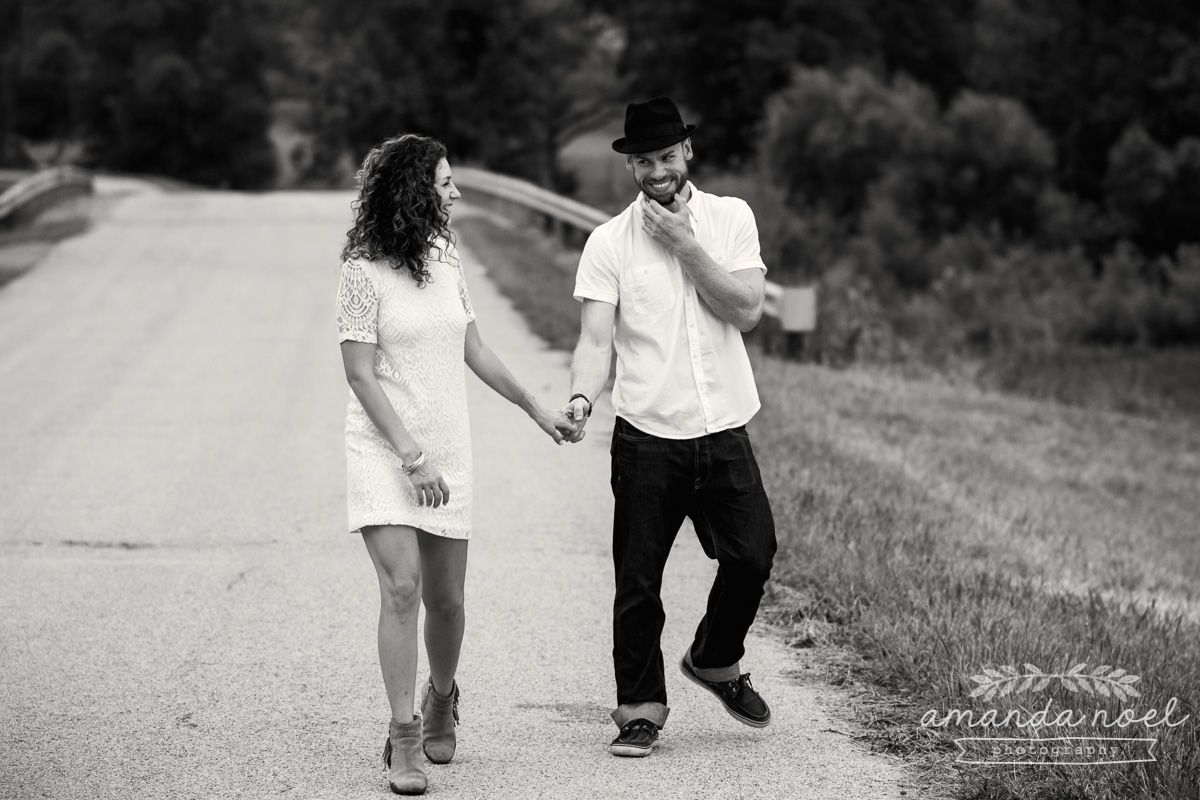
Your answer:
[335,238,475,539]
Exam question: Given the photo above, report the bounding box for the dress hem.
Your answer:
[349,522,471,540]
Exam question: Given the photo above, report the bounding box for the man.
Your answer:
[562,96,777,757]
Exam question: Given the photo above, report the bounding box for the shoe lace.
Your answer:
[623,719,655,734]
[724,673,753,697]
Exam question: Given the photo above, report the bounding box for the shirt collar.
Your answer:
[681,181,703,225]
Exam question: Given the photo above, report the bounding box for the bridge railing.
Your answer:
[453,166,816,336]
[0,167,94,229]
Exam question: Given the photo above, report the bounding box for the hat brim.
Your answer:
[611,124,697,155]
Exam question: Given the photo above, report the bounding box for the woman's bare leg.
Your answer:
[417,530,469,695]
[362,525,422,721]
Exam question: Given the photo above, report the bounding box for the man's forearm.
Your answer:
[674,240,761,331]
[570,337,612,409]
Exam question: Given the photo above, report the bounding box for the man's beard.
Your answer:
[641,168,688,206]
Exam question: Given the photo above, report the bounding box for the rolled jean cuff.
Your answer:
[686,648,741,682]
[692,661,741,681]
[611,702,669,729]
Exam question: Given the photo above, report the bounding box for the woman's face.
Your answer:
[434,158,460,221]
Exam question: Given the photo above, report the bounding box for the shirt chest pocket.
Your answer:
[623,261,677,316]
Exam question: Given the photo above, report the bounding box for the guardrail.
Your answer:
[0,167,94,229]
[454,166,609,248]
[453,166,816,335]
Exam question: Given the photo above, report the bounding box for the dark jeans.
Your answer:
[609,416,777,719]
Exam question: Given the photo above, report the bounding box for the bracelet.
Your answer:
[402,451,426,476]
[569,393,593,418]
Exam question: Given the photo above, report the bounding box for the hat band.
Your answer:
[626,122,689,140]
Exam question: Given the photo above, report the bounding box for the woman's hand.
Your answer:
[532,406,575,445]
[407,459,451,507]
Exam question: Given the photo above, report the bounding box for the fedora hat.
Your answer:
[611,96,697,154]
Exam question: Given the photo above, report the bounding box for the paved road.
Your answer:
[0,185,909,799]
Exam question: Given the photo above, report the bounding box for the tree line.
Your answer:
[3,0,1197,350]
[1,0,277,188]
[601,0,1200,352]
[0,0,620,191]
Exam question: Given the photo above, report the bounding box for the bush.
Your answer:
[1106,126,1200,258]
[761,67,1062,244]
[1079,242,1200,347]
[700,170,843,285]
[760,66,943,218]
[853,172,935,290]
[754,65,1200,369]
[939,91,1056,237]
[811,259,899,364]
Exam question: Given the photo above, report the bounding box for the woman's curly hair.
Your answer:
[341,133,450,286]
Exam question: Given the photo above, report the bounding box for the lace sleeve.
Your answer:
[335,259,378,343]
[450,245,476,324]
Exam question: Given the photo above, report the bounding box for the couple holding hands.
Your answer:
[335,97,777,795]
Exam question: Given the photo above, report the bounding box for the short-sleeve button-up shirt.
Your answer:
[573,182,766,439]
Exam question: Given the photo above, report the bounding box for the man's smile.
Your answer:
[645,177,676,194]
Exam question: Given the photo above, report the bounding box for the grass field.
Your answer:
[977,345,1200,420]
[456,212,1200,800]
[751,358,1199,799]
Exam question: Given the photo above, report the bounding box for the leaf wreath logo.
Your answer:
[969,664,1142,701]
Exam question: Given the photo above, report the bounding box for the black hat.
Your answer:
[611,96,697,154]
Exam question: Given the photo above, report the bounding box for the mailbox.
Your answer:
[781,286,817,332]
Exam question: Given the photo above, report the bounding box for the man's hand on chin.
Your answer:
[641,194,694,249]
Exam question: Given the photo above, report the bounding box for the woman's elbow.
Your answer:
[344,368,374,392]
[463,339,486,369]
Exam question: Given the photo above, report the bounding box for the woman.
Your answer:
[335,133,571,795]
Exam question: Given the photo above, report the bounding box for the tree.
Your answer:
[968,0,1200,203]
[469,2,621,187]
[593,0,800,168]
[2,0,277,186]
[14,28,83,146]
[75,0,277,188]
[294,0,620,187]
[1106,125,1200,258]
[590,0,975,169]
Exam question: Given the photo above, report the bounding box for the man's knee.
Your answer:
[615,565,665,598]
[725,544,775,586]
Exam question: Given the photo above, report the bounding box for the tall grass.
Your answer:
[454,214,581,350]
[977,346,1200,420]
[752,358,1200,800]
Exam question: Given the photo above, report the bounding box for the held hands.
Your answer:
[641,193,694,250]
[532,399,588,444]
[523,394,586,444]
[561,396,589,444]
[523,391,584,445]
[532,405,580,445]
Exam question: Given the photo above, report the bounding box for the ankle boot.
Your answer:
[382,715,427,795]
[420,677,460,764]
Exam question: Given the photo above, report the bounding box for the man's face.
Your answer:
[628,140,691,205]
